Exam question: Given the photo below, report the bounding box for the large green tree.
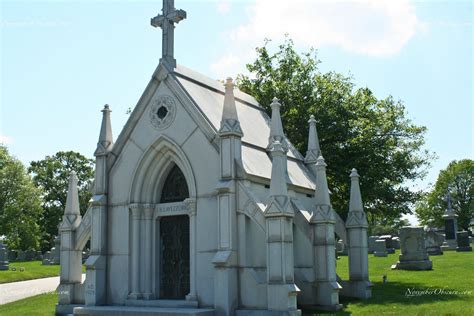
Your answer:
[0,145,43,250]
[28,151,94,251]
[237,39,432,224]
[416,159,473,231]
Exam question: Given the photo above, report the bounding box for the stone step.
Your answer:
[73,306,215,316]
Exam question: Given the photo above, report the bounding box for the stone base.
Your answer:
[0,264,9,270]
[73,306,215,316]
[374,251,387,257]
[236,310,301,316]
[298,304,342,313]
[125,299,199,308]
[339,280,372,299]
[456,246,472,252]
[386,248,395,254]
[441,240,457,251]
[56,304,85,315]
[391,259,432,271]
[426,248,443,256]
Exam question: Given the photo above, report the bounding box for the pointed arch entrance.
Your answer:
[128,136,197,304]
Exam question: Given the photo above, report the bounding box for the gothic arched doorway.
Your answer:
[158,165,190,299]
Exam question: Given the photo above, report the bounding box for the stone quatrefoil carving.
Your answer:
[149,95,176,129]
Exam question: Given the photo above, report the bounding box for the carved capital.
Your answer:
[184,198,197,216]
[129,203,143,219]
[143,204,155,220]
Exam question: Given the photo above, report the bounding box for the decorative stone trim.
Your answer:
[149,95,176,130]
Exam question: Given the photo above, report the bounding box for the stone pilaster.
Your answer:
[185,198,197,301]
[85,104,113,306]
[57,172,83,306]
[128,204,143,299]
[142,204,154,299]
[213,77,242,316]
[310,157,341,311]
[341,168,372,299]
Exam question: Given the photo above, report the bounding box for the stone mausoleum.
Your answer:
[56,1,372,315]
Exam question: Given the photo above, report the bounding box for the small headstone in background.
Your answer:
[7,250,16,262]
[368,236,379,254]
[16,250,26,261]
[392,227,432,270]
[42,251,51,265]
[392,237,400,249]
[456,231,472,252]
[25,250,36,261]
[49,236,61,265]
[425,228,444,255]
[36,251,43,260]
[373,240,388,257]
[0,240,9,270]
[379,235,395,254]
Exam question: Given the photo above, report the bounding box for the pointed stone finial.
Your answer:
[219,77,243,136]
[346,168,368,227]
[64,171,80,216]
[349,168,363,212]
[268,97,287,150]
[305,114,321,164]
[269,140,288,197]
[94,104,114,156]
[313,156,331,207]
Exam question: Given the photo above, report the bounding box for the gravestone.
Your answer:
[42,251,51,265]
[379,235,395,254]
[373,240,388,257]
[456,232,472,252]
[368,236,379,254]
[441,192,458,251]
[425,229,444,255]
[336,240,348,256]
[49,236,61,265]
[392,237,400,249]
[17,250,26,261]
[392,227,432,270]
[0,241,9,270]
[25,250,36,261]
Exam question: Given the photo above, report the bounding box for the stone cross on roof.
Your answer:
[151,0,187,68]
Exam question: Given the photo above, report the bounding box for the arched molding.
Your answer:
[129,135,196,204]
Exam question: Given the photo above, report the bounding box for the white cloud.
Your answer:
[217,1,231,14]
[0,134,13,145]
[210,0,423,78]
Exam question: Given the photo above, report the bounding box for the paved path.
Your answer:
[0,274,85,305]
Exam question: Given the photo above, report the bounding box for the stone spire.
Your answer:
[218,78,243,137]
[304,115,321,164]
[268,97,287,150]
[268,141,288,198]
[346,168,368,227]
[312,156,332,211]
[64,171,80,216]
[94,105,114,157]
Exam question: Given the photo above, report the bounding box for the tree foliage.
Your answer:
[28,151,94,251]
[237,38,432,224]
[416,159,473,231]
[0,145,43,250]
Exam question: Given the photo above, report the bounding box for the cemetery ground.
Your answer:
[0,251,472,316]
[0,261,60,284]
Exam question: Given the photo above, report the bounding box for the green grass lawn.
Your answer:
[325,250,474,316]
[0,251,472,316]
[0,291,57,316]
[0,261,60,284]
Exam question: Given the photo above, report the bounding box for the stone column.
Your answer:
[57,172,83,306]
[441,191,458,251]
[311,157,341,311]
[128,204,142,299]
[342,169,372,299]
[143,204,154,299]
[185,198,197,301]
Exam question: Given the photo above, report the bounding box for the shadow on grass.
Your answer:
[302,281,472,315]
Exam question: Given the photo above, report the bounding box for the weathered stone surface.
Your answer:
[373,240,388,257]
[456,231,472,252]
[0,241,9,270]
[425,229,444,255]
[368,236,379,254]
[392,227,432,270]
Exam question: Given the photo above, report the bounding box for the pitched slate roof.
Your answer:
[173,65,315,191]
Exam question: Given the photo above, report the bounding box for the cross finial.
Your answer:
[151,0,187,68]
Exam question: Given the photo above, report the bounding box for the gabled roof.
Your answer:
[173,65,315,191]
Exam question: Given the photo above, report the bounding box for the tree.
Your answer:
[0,145,43,250]
[28,151,94,251]
[416,159,473,231]
[237,38,432,224]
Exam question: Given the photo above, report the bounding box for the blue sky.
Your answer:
[1,0,472,221]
